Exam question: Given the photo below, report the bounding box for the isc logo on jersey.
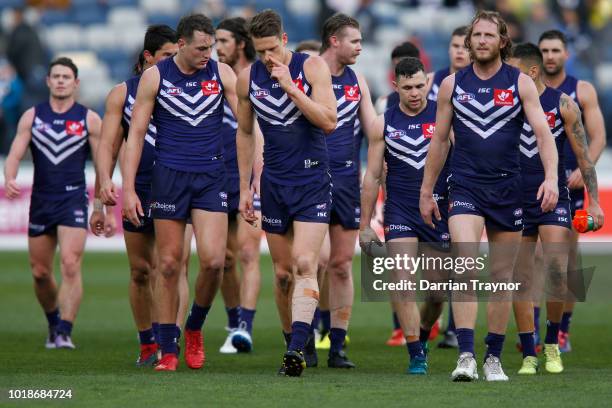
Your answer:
[494,89,514,106]
[422,123,435,139]
[387,130,406,140]
[66,121,84,136]
[546,112,556,128]
[201,80,220,96]
[344,85,360,101]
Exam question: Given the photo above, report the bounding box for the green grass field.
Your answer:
[1,251,611,407]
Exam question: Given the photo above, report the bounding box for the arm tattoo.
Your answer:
[567,95,599,201]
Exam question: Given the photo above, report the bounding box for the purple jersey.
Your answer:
[154,57,225,172]
[451,63,524,184]
[249,52,328,186]
[30,101,89,198]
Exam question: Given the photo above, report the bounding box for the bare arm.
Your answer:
[3,108,34,198]
[122,66,159,225]
[360,114,385,231]
[421,75,453,195]
[235,67,257,224]
[561,94,599,204]
[356,72,378,142]
[220,62,239,117]
[86,109,102,198]
[272,55,337,133]
[96,83,127,205]
[578,80,606,163]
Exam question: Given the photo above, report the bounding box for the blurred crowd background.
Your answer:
[0,0,610,156]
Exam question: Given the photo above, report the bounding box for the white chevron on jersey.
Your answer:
[384,124,428,169]
[354,118,361,136]
[520,108,563,158]
[124,95,156,146]
[222,103,238,129]
[453,84,522,139]
[32,117,88,165]
[157,76,223,127]
[249,72,310,126]
[428,83,440,101]
[334,83,360,129]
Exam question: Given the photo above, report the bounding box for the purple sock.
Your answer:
[519,332,537,357]
[447,304,456,332]
[288,322,310,352]
[56,320,73,336]
[545,320,560,344]
[240,308,256,334]
[283,331,292,349]
[560,311,572,333]
[185,303,210,331]
[419,327,431,343]
[159,323,178,355]
[152,322,160,345]
[45,308,60,328]
[456,328,475,356]
[407,340,425,359]
[329,328,347,353]
[485,332,505,360]
[138,328,155,345]
[321,310,331,332]
[312,308,321,331]
[392,312,401,330]
[534,307,541,338]
[226,307,240,329]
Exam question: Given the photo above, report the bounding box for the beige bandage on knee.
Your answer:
[330,306,352,331]
[292,277,319,323]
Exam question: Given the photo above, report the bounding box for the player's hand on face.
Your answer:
[100,179,118,206]
[89,209,105,236]
[588,201,604,231]
[239,187,257,227]
[537,179,559,212]
[419,193,441,229]
[268,56,293,91]
[359,226,382,256]
[567,168,584,190]
[122,190,144,227]
[5,179,20,199]
[104,207,117,237]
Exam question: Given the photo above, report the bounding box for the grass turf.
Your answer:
[1,251,611,407]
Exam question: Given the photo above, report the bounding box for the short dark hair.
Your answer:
[248,9,283,39]
[48,57,78,78]
[295,40,321,53]
[217,17,256,62]
[144,24,176,55]
[134,52,145,74]
[391,41,420,60]
[465,10,512,61]
[452,25,469,38]
[395,57,425,79]
[320,13,360,53]
[538,30,568,48]
[511,42,543,69]
[177,14,214,42]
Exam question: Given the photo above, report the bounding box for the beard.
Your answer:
[220,49,239,68]
[544,63,562,76]
[472,46,501,64]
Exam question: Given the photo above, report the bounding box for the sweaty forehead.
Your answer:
[189,31,215,46]
[253,36,281,51]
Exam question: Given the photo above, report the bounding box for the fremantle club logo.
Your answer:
[546,112,556,128]
[66,121,84,136]
[201,80,220,96]
[422,123,436,138]
[494,89,514,106]
[344,85,360,101]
